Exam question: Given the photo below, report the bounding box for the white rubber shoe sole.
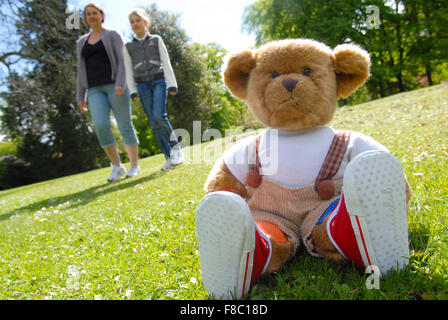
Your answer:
[195,191,256,299]
[342,150,409,275]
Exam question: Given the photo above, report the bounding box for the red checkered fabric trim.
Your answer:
[249,134,262,172]
[314,130,351,191]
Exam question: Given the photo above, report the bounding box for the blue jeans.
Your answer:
[136,78,176,159]
[87,83,139,148]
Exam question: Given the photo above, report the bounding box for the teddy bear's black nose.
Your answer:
[282,78,298,92]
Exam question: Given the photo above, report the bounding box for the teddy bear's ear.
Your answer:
[333,44,370,98]
[223,50,257,100]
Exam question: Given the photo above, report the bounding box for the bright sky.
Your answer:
[68,0,257,53]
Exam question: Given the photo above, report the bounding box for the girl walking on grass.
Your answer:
[76,3,141,181]
[124,8,184,171]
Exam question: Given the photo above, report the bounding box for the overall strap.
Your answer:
[249,134,261,171]
[246,134,262,188]
[314,130,351,191]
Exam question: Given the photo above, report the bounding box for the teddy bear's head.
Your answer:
[223,39,370,130]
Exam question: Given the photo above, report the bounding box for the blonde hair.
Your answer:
[129,8,150,26]
[84,2,105,23]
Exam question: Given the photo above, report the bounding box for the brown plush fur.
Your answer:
[223,50,256,100]
[204,158,248,199]
[311,216,347,264]
[223,39,370,130]
[265,237,294,273]
[333,44,371,98]
[206,38,410,275]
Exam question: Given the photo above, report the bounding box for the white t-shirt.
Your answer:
[222,127,388,189]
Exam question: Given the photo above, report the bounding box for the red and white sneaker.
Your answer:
[327,150,409,276]
[195,191,272,299]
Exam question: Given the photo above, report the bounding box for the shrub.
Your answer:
[0,154,32,190]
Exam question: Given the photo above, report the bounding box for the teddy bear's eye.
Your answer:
[272,71,280,78]
[303,68,312,76]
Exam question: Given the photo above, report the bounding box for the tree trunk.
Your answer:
[425,64,433,86]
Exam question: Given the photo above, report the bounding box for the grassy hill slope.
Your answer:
[0,83,447,300]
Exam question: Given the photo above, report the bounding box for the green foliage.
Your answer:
[0,154,32,190]
[433,62,448,84]
[0,140,17,157]
[144,4,216,135]
[242,0,448,99]
[194,43,249,132]
[404,0,448,86]
[124,5,241,157]
[243,0,366,47]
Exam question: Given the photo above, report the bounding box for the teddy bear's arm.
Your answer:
[204,157,248,199]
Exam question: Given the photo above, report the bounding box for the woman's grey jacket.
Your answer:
[76,28,126,102]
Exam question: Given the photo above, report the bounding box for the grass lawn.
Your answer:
[0,83,447,300]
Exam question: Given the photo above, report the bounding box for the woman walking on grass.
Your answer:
[76,3,141,181]
[124,8,184,171]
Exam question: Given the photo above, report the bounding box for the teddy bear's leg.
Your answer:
[312,150,410,276]
[311,216,347,264]
[204,158,248,199]
[195,191,293,299]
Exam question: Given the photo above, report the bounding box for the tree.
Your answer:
[128,4,249,156]
[403,0,448,86]
[125,4,222,156]
[243,0,366,48]
[242,0,448,102]
[194,43,249,132]
[0,0,22,75]
[145,4,216,135]
[1,0,107,188]
[242,0,372,104]
[122,5,212,156]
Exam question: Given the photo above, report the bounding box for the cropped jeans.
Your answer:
[87,83,139,148]
[136,78,177,159]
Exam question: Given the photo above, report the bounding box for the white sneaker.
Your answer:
[108,163,126,182]
[161,159,172,170]
[126,165,141,177]
[170,144,185,166]
[195,191,272,299]
[327,150,409,276]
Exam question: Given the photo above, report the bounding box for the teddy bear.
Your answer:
[195,39,412,299]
